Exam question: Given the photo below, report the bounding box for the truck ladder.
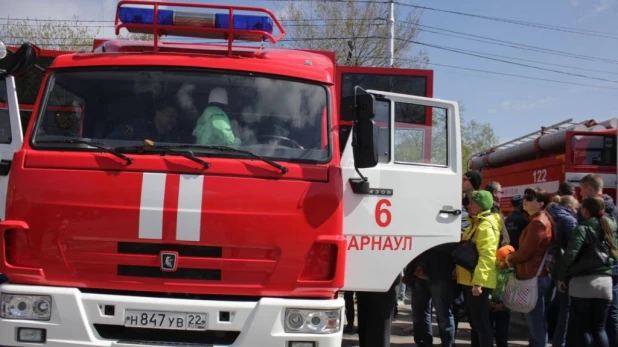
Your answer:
[470,118,595,158]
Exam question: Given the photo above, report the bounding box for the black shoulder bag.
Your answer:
[453,212,493,271]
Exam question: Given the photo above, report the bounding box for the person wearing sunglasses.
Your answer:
[506,187,555,347]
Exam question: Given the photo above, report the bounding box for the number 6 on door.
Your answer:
[375,199,392,227]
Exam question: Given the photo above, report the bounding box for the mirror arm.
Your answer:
[353,85,368,103]
[350,130,370,194]
[354,165,367,182]
[33,64,45,72]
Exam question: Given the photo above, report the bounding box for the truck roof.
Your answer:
[47,39,336,84]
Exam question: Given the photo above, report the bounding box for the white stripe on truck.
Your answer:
[138,172,167,240]
[176,174,204,241]
[501,180,560,198]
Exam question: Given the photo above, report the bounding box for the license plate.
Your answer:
[124,310,207,331]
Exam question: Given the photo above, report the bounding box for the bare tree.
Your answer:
[0,16,100,51]
[117,32,154,41]
[279,0,429,67]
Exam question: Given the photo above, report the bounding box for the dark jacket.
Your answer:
[509,211,554,280]
[549,205,579,250]
[491,201,510,246]
[406,242,458,281]
[546,205,578,276]
[505,210,528,250]
[557,216,618,281]
[577,194,618,276]
[106,119,182,143]
[577,194,618,224]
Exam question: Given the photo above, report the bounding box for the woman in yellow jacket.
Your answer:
[456,190,501,347]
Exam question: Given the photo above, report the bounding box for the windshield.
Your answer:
[31,68,331,163]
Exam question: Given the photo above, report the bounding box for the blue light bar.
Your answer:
[119,8,174,25]
[215,13,273,33]
[118,7,274,34]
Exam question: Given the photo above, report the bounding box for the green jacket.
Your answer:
[557,216,618,281]
[193,106,241,146]
[456,211,501,289]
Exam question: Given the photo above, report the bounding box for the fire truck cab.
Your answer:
[0,1,462,346]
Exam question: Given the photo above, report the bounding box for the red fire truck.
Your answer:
[469,117,618,215]
[0,1,462,346]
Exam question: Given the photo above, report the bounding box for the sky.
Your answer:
[1,0,617,144]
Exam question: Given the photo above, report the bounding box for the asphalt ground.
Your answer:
[341,299,532,346]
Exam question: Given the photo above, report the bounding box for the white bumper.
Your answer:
[0,284,344,347]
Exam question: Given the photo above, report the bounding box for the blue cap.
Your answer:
[512,194,524,206]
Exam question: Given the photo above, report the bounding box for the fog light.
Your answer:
[17,328,46,343]
[289,342,315,347]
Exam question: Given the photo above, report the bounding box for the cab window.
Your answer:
[572,135,616,166]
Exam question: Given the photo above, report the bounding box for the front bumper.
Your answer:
[0,284,344,347]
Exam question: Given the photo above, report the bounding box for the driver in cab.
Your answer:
[193,87,241,146]
[106,99,182,143]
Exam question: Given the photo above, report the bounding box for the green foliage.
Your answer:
[461,119,499,169]
[392,103,498,169]
[392,108,448,165]
[459,101,499,170]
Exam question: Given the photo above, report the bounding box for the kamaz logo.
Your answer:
[160,251,179,272]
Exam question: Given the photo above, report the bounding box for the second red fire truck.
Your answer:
[469,117,618,215]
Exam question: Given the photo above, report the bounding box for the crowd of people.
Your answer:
[344,171,618,347]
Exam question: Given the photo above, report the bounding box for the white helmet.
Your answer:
[208,87,228,105]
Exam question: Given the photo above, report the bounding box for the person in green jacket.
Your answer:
[193,87,241,146]
[557,195,618,347]
[456,190,501,347]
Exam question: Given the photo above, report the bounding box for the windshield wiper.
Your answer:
[158,144,288,174]
[36,139,133,165]
[114,144,210,169]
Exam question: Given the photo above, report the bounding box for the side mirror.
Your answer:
[351,94,379,169]
[0,41,6,60]
[0,41,40,78]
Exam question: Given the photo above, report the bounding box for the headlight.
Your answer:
[1,293,52,321]
[284,309,340,334]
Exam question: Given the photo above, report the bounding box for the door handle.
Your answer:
[439,209,462,216]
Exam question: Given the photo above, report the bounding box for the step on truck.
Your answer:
[0,1,463,346]
[469,117,618,214]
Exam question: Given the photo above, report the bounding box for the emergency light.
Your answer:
[118,8,274,35]
[114,0,286,53]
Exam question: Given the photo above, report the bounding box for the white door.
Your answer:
[341,90,462,292]
[0,76,25,220]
